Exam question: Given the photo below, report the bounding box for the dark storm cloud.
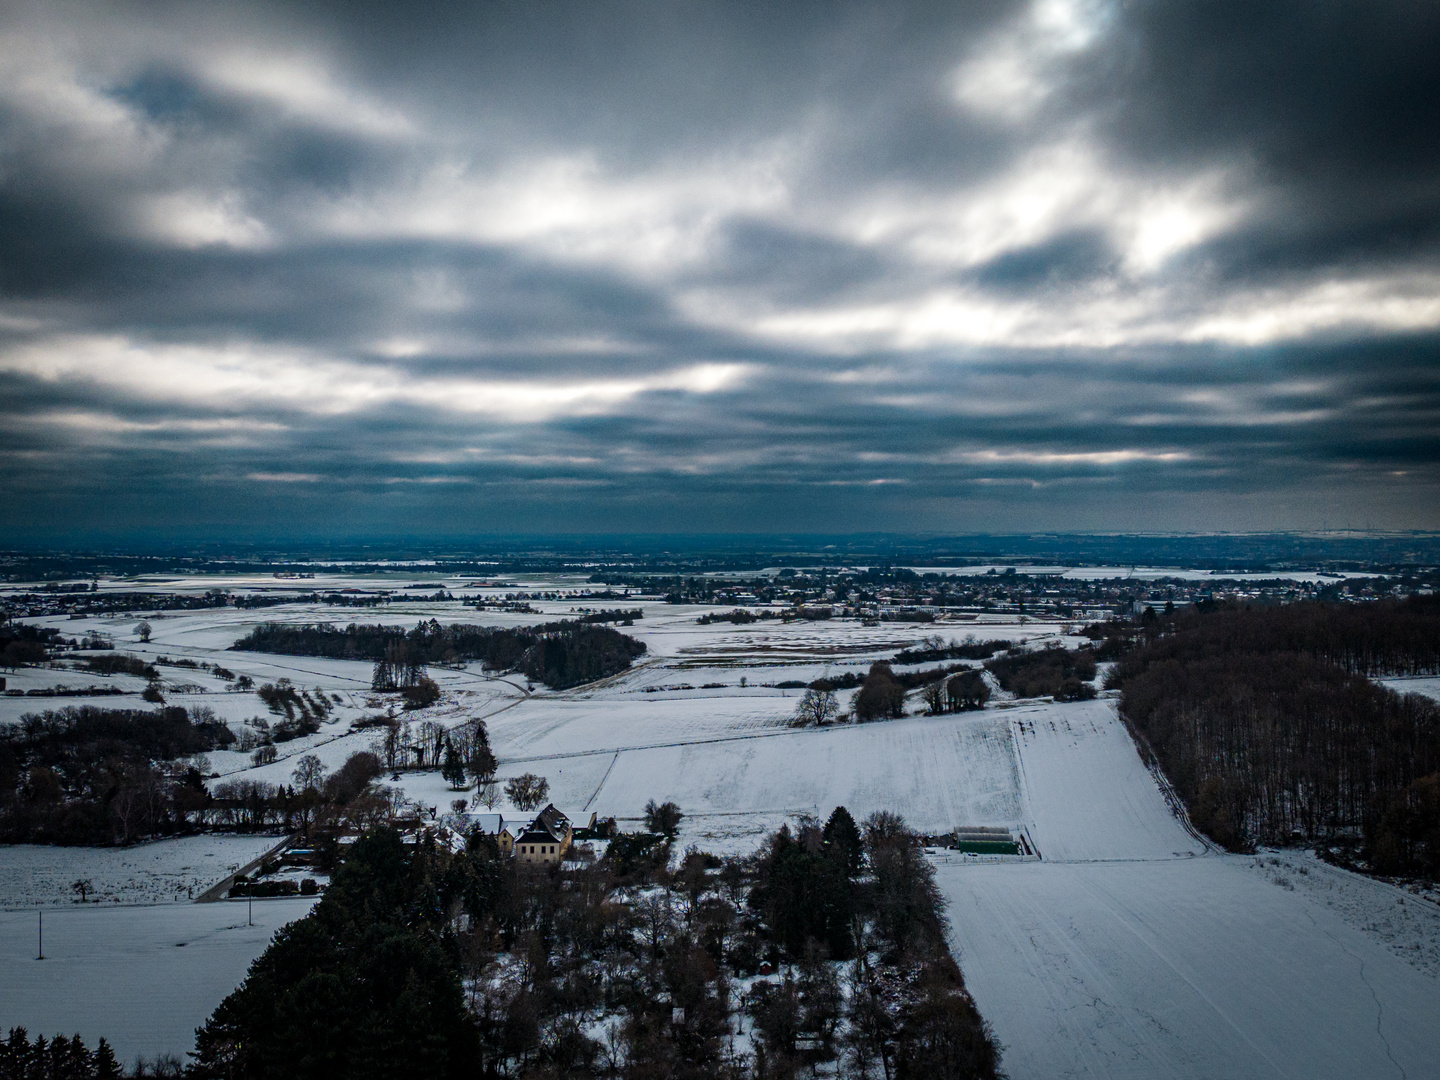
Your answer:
[1077,3,1440,262]
[0,0,1437,539]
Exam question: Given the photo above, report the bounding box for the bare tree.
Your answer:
[380,720,404,770]
[292,755,326,793]
[922,679,947,715]
[505,773,550,811]
[792,687,839,727]
[408,720,443,767]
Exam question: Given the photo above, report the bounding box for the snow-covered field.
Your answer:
[0,834,284,908]
[944,858,1440,1080]
[507,709,1025,854]
[7,579,1440,1072]
[938,702,1440,1080]
[1381,675,1440,704]
[0,898,316,1066]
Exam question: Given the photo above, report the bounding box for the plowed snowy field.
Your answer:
[939,702,1440,1080]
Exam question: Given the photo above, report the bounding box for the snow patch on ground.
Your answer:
[1248,849,1440,979]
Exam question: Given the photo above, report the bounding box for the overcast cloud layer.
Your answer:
[1,0,1438,539]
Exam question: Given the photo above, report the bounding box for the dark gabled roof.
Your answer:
[535,804,570,833]
[515,817,565,845]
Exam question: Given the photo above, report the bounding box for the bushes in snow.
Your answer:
[984,646,1097,701]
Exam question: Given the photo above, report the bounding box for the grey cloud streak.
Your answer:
[0,0,1438,540]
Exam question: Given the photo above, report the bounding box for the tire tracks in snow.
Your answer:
[1296,901,1407,1080]
[1070,871,1293,1079]
[583,752,620,812]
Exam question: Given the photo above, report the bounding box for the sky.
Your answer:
[1,0,1438,541]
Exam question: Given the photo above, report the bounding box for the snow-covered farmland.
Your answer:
[943,857,1440,1080]
[0,834,284,908]
[1009,702,1207,862]
[0,898,316,1066]
[499,711,1025,853]
[7,582,1440,1072]
[937,701,1440,1080]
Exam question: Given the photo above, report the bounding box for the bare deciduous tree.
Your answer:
[505,772,550,811]
[792,687,839,727]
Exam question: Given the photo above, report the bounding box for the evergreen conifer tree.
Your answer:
[441,739,467,789]
[823,806,865,877]
[94,1038,121,1080]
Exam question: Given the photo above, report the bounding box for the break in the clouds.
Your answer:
[1,0,1438,539]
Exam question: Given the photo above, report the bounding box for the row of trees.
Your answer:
[793,663,993,726]
[792,641,1101,727]
[892,636,1011,665]
[233,619,647,690]
[1115,600,1440,875]
[377,716,497,783]
[0,1030,122,1080]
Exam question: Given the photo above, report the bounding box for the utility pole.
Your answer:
[37,911,43,960]
[248,897,253,927]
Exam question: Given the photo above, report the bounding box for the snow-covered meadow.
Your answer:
[3,575,1439,1072]
[938,707,1440,1079]
[0,834,284,908]
[0,897,317,1066]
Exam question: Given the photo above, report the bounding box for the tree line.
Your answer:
[0,1030,123,1080]
[1114,598,1440,876]
[232,619,646,690]
[891,637,1011,665]
[793,643,1099,726]
[0,705,234,845]
[1122,595,1440,677]
[0,704,492,847]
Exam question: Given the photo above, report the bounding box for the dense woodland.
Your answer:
[1114,598,1440,875]
[190,812,998,1080]
[0,705,234,845]
[0,621,67,668]
[233,619,646,690]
